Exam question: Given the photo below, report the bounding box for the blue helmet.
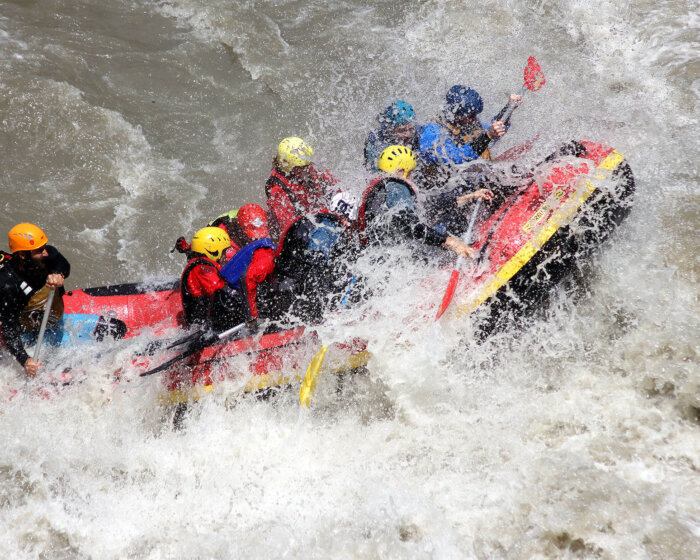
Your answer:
[445,85,483,116]
[380,100,416,125]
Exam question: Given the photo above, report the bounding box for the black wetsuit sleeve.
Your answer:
[470,100,513,156]
[470,133,491,158]
[45,245,70,279]
[3,313,29,366]
[393,209,448,247]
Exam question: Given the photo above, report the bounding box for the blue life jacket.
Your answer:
[220,238,276,287]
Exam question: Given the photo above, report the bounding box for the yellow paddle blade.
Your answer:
[299,345,329,408]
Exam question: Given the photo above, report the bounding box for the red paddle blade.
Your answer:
[524,56,545,92]
[435,270,461,320]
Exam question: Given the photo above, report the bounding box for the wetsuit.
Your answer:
[257,214,352,324]
[359,177,448,249]
[0,246,70,367]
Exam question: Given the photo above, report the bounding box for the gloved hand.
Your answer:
[171,237,191,254]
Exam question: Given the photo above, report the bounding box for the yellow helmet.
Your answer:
[378,145,416,177]
[190,227,231,262]
[277,137,314,173]
[8,223,48,253]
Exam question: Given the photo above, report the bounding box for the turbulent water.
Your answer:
[1,0,698,558]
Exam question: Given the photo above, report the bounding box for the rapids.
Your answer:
[1,1,698,558]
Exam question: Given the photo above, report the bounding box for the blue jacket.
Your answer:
[417,119,495,166]
[220,239,276,288]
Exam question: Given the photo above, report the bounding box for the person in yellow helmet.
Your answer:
[356,146,476,260]
[180,226,247,330]
[0,223,70,377]
[265,136,339,238]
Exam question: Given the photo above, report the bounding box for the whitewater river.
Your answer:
[1,1,698,558]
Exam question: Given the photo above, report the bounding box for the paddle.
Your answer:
[299,344,329,408]
[435,199,483,320]
[501,56,546,126]
[33,288,55,362]
[434,57,546,320]
[298,274,358,407]
[139,322,247,377]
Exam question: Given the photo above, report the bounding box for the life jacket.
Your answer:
[220,238,277,288]
[20,283,64,331]
[265,167,321,213]
[180,256,221,327]
[265,165,334,238]
[355,176,419,244]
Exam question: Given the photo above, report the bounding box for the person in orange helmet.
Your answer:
[0,223,70,377]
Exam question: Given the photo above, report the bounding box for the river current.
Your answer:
[0,1,698,558]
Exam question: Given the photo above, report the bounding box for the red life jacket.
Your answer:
[180,256,224,327]
[265,164,336,234]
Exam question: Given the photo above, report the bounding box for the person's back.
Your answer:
[180,227,242,330]
[257,212,352,325]
[358,146,475,261]
[219,204,276,325]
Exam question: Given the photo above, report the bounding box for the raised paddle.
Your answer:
[33,288,55,362]
[139,322,247,377]
[434,57,546,320]
[501,56,546,125]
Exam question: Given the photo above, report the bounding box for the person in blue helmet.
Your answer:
[416,85,522,190]
[364,100,418,171]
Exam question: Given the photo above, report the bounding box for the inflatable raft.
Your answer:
[28,139,632,405]
[448,140,634,333]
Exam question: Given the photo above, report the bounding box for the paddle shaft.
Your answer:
[450,197,484,273]
[140,322,247,377]
[435,199,483,320]
[500,86,528,126]
[33,288,55,361]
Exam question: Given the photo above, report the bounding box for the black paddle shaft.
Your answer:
[139,323,246,377]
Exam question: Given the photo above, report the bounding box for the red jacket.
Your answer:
[243,247,275,318]
[265,164,338,235]
[180,256,227,327]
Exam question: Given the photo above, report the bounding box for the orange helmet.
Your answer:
[8,223,48,253]
[237,204,269,241]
